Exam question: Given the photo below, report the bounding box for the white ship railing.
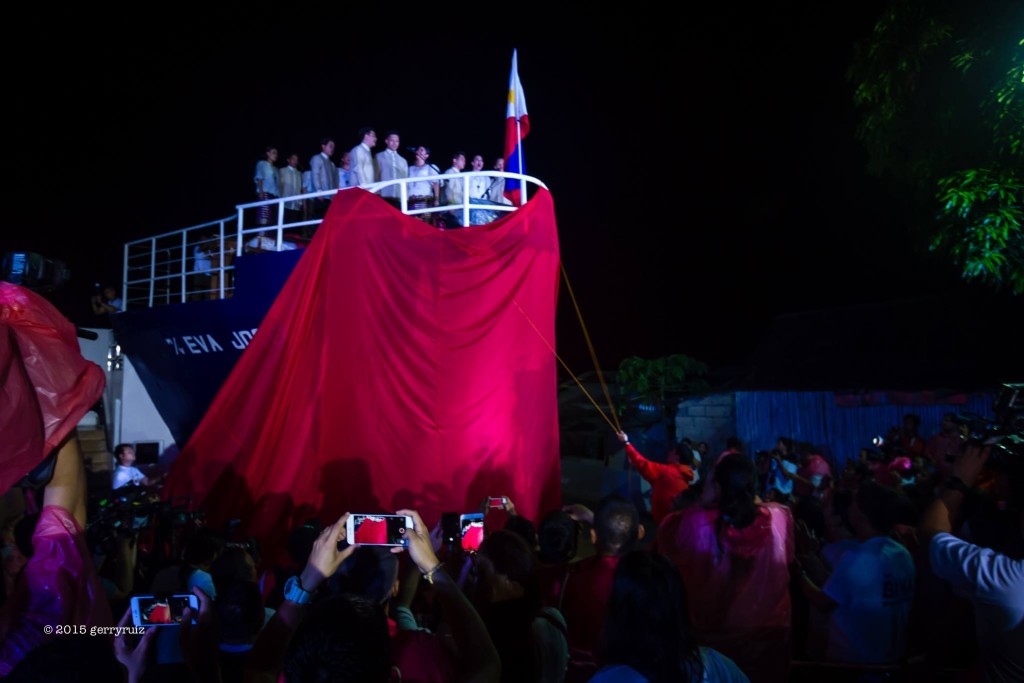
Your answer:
[120,172,547,310]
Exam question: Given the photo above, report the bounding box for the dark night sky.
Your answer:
[9,3,1014,378]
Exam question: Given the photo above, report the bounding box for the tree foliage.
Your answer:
[849,1,1023,293]
[617,354,709,411]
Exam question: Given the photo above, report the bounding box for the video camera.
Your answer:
[87,491,201,554]
[952,383,1024,471]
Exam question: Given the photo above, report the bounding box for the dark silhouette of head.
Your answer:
[183,530,223,569]
[283,593,391,683]
[715,453,758,530]
[537,509,579,565]
[503,514,537,550]
[329,546,400,606]
[593,494,642,557]
[604,551,704,682]
[216,580,266,644]
[477,528,538,597]
[852,480,903,537]
[211,545,258,594]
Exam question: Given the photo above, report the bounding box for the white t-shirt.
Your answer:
[823,535,915,664]
[767,459,798,496]
[112,464,145,489]
[930,532,1024,683]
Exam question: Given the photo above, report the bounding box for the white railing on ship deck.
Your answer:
[120,172,547,310]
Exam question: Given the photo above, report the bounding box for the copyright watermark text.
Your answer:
[44,625,146,636]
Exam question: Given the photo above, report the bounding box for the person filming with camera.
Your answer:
[919,441,1024,682]
[111,443,164,491]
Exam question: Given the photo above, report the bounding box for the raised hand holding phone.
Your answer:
[299,512,356,594]
[179,586,219,681]
[114,608,158,683]
[393,509,442,576]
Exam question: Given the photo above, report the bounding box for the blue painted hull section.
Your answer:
[111,249,304,447]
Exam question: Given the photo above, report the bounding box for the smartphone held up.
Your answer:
[130,594,199,627]
[346,513,413,547]
[460,512,485,553]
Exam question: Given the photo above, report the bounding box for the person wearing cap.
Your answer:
[374,130,408,206]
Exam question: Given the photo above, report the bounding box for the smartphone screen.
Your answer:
[132,595,195,626]
[350,514,410,546]
[460,513,485,552]
[487,497,507,509]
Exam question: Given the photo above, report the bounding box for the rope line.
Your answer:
[559,263,621,432]
[510,298,619,434]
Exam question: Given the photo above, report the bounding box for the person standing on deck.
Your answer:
[279,153,304,225]
[442,151,466,206]
[308,137,337,220]
[467,154,491,202]
[374,130,408,207]
[349,127,378,187]
[407,145,440,224]
[254,146,280,227]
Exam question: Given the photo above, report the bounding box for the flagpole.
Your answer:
[516,118,526,205]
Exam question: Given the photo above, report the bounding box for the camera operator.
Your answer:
[90,284,122,317]
[112,443,164,491]
[919,443,1024,682]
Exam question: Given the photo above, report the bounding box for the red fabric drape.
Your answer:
[166,189,562,563]
[0,283,105,494]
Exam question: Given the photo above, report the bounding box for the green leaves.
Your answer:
[617,354,710,410]
[932,167,1024,293]
[850,0,1024,294]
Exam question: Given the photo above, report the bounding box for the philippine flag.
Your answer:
[503,49,530,205]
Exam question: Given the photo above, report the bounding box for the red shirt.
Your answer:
[625,444,694,523]
[795,454,832,498]
[559,554,621,659]
[387,617,456,683]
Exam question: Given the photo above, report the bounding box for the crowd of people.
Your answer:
[2,404,1022,683]
[255,128,511,228]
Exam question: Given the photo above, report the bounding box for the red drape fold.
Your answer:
[166,189,562,562]
[0,283,105,494]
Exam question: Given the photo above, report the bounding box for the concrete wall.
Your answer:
[673,392,736,455]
